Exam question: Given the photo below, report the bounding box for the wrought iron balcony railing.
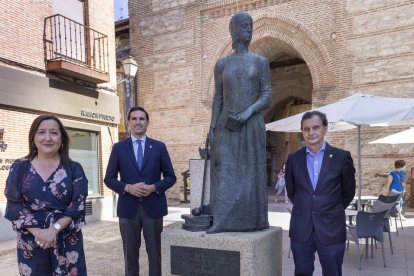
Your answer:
[44,14,110,84]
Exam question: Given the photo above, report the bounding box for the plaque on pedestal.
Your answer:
[161,224,282,276]
[171,246,240,276]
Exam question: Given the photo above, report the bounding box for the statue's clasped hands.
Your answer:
[234,108,253,124]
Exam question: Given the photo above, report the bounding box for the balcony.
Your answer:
[44,14,110,84]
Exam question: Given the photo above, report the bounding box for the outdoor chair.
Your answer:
[371,200,398,254]
[346,209,388,270]
[378,193,403,235]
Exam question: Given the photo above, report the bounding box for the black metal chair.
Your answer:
[371,200,398,254]
[378,193,403,235]
[347,209,388,270]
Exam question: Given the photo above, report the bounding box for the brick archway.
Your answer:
[204,12,335,103]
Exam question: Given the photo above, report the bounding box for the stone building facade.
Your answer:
[129,0,414,201]
[0,0,119,241]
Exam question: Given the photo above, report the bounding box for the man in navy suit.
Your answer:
[104,106,176,276]
[285,110,356,276]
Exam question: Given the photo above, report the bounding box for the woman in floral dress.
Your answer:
[4,114,88,275]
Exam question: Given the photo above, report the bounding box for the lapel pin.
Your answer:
[329,154,333,158]
[150,145,152,149]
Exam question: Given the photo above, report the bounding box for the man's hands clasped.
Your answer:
[125,182,156,197]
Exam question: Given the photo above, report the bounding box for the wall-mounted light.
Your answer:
[122,56,138,79]
[117,56,139,84]
[117,56,139,138]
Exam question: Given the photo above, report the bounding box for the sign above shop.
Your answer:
[0,65,120,124]
[81,110,115,122]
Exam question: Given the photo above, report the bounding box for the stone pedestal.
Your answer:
[181,214,213,232]
[161,224,282,276]
[189,159,210,211]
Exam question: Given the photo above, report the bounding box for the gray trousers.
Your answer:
[119,202,163,276]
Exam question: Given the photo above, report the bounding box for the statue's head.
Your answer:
[229,12,253,49]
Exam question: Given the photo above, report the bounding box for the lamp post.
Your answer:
[112,56,138,217]
[122,56,138,79]
[119,56,138,140]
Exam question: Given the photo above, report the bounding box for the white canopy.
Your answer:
[266,92,414,132]
[265,92,414,210]
[370,127,414,144]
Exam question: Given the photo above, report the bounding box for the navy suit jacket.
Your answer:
[104,137,176,219]
[285,143,356,245]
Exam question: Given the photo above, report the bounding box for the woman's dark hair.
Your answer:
[394,160,406,169]
[301,111,328,130]
[127,106,149,121]
[26,115,71,165]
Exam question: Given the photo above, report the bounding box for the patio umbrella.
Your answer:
[266,92,414,210]
[369,128,414,144]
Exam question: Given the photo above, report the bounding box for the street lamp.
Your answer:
[121,56,138,79]
[118,56,138,140]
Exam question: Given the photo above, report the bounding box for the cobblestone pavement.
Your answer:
[0,206,188,276]
[1,194,414,275]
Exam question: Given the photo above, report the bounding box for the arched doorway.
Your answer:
[251,38,312,186]
[202,13,334,186]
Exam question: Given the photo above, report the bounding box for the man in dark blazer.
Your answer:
[285,110,356,276]
[104,106,176,276]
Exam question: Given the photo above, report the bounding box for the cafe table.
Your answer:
[354,195,378,211]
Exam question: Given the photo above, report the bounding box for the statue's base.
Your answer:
[181,214,213,232]
[161,223,282,276]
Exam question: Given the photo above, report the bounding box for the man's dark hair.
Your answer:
[301,111,328,130]
[395,160,406,169]
[127,106,149,121]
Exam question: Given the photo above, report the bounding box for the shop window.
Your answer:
[67,129,100,195]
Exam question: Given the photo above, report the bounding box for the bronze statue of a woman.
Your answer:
[208,12,272,233]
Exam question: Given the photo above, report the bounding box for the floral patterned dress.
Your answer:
[4,158,88,276]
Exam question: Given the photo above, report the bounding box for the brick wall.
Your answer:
[0,110,34,203]
[130,0,414,200]
[0,0,51,70]
[87,0,117,86]
[130,0,208,198]
[346,0,414,197]
[0,0,118,203]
